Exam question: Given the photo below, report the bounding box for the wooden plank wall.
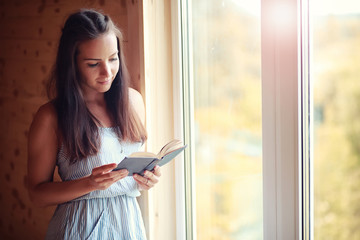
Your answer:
[0,0,141,239]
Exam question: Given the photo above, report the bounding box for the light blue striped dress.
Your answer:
[45,127,147,240]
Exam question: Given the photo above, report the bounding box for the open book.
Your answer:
[113,139,187,175]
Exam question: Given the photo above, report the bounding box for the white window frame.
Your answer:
[261,0,301,238]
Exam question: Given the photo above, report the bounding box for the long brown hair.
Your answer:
[48,9,147,162]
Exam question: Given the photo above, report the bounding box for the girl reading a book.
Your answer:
[27,9,160,239]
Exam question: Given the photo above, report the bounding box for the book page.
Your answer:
[129,151,157,158]
[126,139,184,159]
[158,139,183,158]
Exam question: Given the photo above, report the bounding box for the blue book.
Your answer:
[113,139,187,176]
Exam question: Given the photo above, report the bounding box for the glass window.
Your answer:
[311,0,360,239]
[187,0,263,238]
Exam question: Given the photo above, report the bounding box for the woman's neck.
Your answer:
[83,91,106,106]
[84,96,115,128]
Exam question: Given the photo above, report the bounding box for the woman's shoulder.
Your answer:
[129,88,145,124]
[129,87,143,102]
[28,101,61,149]
[31,101,58,131]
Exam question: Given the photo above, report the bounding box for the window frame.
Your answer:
[261,0,302,239]
[172,0,305,239]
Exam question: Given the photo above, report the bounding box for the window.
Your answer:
[187,0,263,239]
[311,1,360,239]
[143,0,360,239]
[177,0,300,239]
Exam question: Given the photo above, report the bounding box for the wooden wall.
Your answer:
[0,0,141,239]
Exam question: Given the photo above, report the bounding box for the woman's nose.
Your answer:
[101,63,111,78]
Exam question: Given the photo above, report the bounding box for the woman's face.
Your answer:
[76,32,119,98]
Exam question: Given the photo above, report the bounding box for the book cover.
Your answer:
[113,140,187,175]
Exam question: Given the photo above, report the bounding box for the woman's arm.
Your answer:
[27,103,128,207]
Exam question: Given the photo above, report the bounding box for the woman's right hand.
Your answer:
[88,163,129,190]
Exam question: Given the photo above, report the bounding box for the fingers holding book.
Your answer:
[134,165,161,190]
[88,163,129,190]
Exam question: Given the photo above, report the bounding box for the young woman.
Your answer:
[27,9,160,239]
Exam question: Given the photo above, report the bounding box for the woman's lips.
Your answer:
[98,79,111,85]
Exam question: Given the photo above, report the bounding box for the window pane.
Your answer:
[312,1,360,239]
[190,0,262,239]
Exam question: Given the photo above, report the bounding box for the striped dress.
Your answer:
[45,127,147,240]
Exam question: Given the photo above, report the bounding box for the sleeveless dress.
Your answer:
[45,127,147,240]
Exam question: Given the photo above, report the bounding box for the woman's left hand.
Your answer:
[133,165,161,190]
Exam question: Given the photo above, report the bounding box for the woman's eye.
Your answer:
[87,63,99,67]
[110,58,118,62]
